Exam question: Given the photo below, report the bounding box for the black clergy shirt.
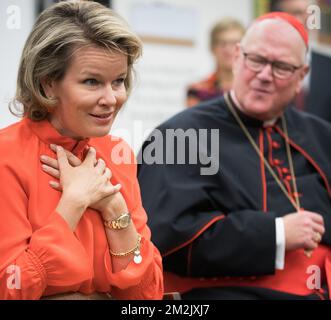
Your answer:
[137,95,331,299]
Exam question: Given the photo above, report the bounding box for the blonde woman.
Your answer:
[0,0,163,300]
[186,18,245,107]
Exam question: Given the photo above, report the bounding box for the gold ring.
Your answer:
[314,232,322,243]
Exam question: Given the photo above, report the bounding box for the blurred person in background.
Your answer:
[186,18,245,107]
[271,0,311,25]
[271,0,313,110]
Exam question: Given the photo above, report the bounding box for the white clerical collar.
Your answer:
[230,90,277,127]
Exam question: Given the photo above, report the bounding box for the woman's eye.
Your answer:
[113,78,125,86]
[84,79,99,86]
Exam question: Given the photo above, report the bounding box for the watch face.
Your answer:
[119,214,130,228]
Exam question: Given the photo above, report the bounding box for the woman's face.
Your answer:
[212,28,243,71]
[44,46,128,140]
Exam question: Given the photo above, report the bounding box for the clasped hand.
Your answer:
[40,144,126,217]
[283,210,325,252]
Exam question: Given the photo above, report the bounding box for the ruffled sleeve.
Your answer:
[0,163,92,299]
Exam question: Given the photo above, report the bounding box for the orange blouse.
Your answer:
[0,118,163,299]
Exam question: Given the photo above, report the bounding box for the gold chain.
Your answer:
[109,234,142,257]
[224,93,300,211]
[224,93,312,257]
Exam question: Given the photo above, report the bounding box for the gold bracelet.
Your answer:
[109,234,142,264]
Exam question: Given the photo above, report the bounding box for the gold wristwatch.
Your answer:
[104,213,131,230]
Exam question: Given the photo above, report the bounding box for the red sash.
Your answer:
[165,245,331,298]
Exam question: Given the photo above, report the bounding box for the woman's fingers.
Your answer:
[67,152,82,166]
[46,144,112,178]
[42,164,60,179]
[50,144,81,166]
[49,180,61,190]
[112,183,122,193]
[40,152,81,171]
[84,147,97,166]
[95,158,106,174]
[104,183,122,196]
[40,155,59,169]
[56,146,69,171]
[104,167,112,180]
[50,144,57,152]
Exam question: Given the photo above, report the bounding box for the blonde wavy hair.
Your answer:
[12,0,142,121]
[210,17,245,50]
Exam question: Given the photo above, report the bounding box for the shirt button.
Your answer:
[285,175,292,181]
[272,141,280,148]
[282,168,289,174]
[273,159,281,165]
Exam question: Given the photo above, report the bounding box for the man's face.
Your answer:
[232,20,309,121]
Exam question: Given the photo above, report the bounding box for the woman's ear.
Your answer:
[41,78,56,99]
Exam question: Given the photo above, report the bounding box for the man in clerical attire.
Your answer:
[137,12,331,300]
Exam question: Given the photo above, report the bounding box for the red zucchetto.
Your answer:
[256,12,308,47]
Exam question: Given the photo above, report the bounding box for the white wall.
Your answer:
[112,0,252,152]
[0,0,35,128]
[0,0,252,153]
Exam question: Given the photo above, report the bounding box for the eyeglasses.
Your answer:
[241,48,303,79]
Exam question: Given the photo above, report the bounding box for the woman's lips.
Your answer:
[89,112,113,124]
[89,112,113,118]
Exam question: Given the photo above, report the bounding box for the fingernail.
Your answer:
[40,155,47,161]
[41,164,47,170]
[50,144,57,150]
[57,146,63,151]
[49,181,58,187]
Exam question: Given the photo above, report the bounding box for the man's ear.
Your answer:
[232,43,241,75]
[40,78,56,99]
[295,64,309,94]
